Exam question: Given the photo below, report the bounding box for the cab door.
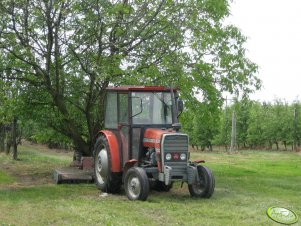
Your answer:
[104,92,130,167]
[117,93,130,165]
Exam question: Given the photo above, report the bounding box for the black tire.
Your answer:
[153,181,173,192]
[124,167,150,201]
[188,165,215,198]
[94,135,121,193]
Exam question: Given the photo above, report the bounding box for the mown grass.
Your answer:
[0,146,301,226]
[0,171,15,185]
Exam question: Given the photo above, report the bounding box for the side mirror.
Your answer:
[177,98,184,113]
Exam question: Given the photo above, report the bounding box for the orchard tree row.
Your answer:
[182,98,301,151]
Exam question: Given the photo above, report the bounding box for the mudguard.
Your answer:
[98,130,121,172]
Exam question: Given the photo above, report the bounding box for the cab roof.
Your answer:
[106,86,178,92]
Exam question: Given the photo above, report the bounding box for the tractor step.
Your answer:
[53,167,94,184]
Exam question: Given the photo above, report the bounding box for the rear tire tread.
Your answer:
[94,135,121,194]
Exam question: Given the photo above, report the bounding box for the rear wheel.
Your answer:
[94,135,121,193]
[124,167,149,201]
[188,165,215,198]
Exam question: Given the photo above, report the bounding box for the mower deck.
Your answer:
[53,167,94,184]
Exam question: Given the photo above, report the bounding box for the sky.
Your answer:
[226,0,301,102]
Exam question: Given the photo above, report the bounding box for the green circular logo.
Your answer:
[267,207,299,225]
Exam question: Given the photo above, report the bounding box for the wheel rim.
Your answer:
[127,174,141,199]
[192,175,206,194]
[95,147,109,185]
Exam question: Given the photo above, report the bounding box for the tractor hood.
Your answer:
[143,128,176,149]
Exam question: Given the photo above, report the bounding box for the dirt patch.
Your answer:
[0,163,54,190]
[21,140,74,157]
[0,142,74,190]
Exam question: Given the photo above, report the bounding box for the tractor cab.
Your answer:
[104,86,182,128]
[94,86,215,201]
[104,86,182,163]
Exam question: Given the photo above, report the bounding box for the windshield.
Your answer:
[131,92,173,125]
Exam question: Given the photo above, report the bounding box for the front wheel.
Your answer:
[124,167,150,201]
[188,165,215,198]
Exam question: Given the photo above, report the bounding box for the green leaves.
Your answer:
[0,0,260,154]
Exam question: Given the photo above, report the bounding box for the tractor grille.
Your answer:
[162,134,188,178]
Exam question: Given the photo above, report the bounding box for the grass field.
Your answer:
[0,143,301,226]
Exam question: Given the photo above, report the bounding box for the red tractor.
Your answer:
[94,86,215,201]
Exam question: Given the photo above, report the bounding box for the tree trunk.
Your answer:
[208,142,213,152]
[283,141,287,151]
[268,141,273,150]
[12,117,18,160]
[230,111,236,152]
[243,142,247,149]
[6,138,11,154]
[0,124,5,152]
[275,142,279,150]
[51,93,91,156]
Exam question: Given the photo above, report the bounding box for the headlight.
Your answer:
[166,153,172,160]
[180,153,186,160]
